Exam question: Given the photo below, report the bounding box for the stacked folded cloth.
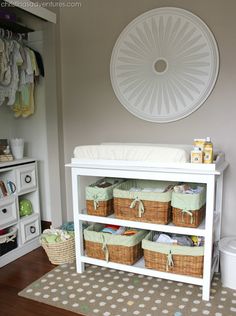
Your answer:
[152,232,204,247]
[101,224,139,236]
[40,228,74,244]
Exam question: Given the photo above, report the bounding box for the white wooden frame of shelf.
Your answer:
[67,159,228,301]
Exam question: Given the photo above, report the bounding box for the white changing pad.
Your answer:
[73,144,190,163]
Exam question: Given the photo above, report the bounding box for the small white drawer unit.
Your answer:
[0,196,18,229]
[16,164,37,195]
[20,214,40,244]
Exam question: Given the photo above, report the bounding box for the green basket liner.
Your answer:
[84,224,148,247]
[171,184,206,211]
[113,180,175,202]
[142,232,204,256]
[86,178,123,201]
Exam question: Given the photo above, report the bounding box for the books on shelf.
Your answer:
[0,180,16,198]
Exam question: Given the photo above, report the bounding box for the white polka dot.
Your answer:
[26,289,33,293]
[202,310,210,315]
[67,285,73,290]
[122,278,129,282]
[43,294,49,298]
[138,288,144,292]
[118,284,124,288]
[122,308,128,312]
[106,296,113,300]
[86,291,92,295]
[162,310,169,314]
[99,302,106,306]
[186,291,192,295]
[111,289,118,294]
[133,311,140,315]
[51,289,57,293]
[151,306,158,311]
[167,302,173,306]
[52,297,59,301]
[175,289,180,292]
[164,286,169,290]
[58,283,64,287]
[93,309,99,313]
[218,305,224,309]
[101,287,109,291]
[122,292,129,296]
[191,307,198,313]
[98,279,105,283]
[47,274,54,278]
[82,282,90,286]
[128,285,134,289]
[232,300,236,304]
[139,304,145,308]
[148,290,155,294]
[96,293,102,297]
[142,282,149,285]
[74,280,79,284]
[152,284,159,288]
[89,277,95,281]
[34,292,41,296]
[69,293,76,298]
[215,313,222,316]
[220,297,226,301]
[144,296,151,301]
[62,300,68,305]
[182,298,189,302]
[41,279,47,283]
[63,271,69,275]
[171,295,177,299]
[43,286,49,290]
[110,304,117,309]
[72,303,79,307]
[230,307,236,312]
[178,305,185,309]
[160,292,166,297]
[61,291,66,295]
[194,300,200,304]
[117,298,124,302]
[177,283,183,286]
[103,313,110,316]
[89,299,95,303]
[205,303,211,307]
[65,278,71,282]
[155,299,161,304]
[49,281,55,285]
[133,294,140,299]
[56,276,61,280]
[92,285,99,289]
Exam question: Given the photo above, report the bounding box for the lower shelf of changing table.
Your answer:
[78,255,204,286]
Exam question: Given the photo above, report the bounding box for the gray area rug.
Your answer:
[19,263,236,316]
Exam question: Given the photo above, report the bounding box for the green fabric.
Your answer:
[142,232,204,256]
[84,224,148,247]
[86,178,123,201]
[171,185,206,211]
[113,180,174,202]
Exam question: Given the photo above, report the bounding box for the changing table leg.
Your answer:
[72,169,85,273]
[202,175,215,301]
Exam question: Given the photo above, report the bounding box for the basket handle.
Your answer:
[166,250,174,272]
[101,235,109,262]
[130,197,144,217]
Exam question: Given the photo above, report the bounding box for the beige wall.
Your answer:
[59,0,236,236]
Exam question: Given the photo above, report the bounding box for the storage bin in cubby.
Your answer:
[113,180,174,224]
[142,232,204,277]
[86,178,123,217]
[84,223,148,265]
[0,227,17,256]
[171,184,206,228]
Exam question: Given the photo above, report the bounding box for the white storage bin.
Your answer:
[219,237,236,290]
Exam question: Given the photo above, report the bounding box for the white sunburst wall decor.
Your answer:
[110,7,219,123]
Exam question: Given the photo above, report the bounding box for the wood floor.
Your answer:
[0,247,82,316]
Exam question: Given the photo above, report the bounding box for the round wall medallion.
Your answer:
[110,7,219,123]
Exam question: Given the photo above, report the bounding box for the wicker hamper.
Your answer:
[86,178,123,216]
[41,234,75,265]
[142,232,204,277]
[84,223,148,265]
[171,184,206,228]
[0,227,17,256]
[113,180,174,224]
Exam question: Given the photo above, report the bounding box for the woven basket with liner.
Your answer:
[113,180,174,224]
[86,178,123,216]
[0,227,17,256]
[84,223,148,265]
[41,232,75,265]
[142,232,204,277]
[171,184,206,228]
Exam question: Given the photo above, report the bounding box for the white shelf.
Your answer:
[80,255,203,286]
[78,211,206,237]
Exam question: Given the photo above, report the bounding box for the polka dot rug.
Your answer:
[18,263,236,316]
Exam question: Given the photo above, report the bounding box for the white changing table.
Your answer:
[67,153,228,301]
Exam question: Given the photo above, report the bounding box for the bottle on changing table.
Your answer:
[204,137,213,164]
[191,146,204,164]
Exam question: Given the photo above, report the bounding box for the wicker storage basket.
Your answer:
[84,223,148,265]
[171,184,206,228]
[0,227,17,256]
[86,178,123,216]
[41,235,75,265]
[113,180,174,224]
[142,232,204,277]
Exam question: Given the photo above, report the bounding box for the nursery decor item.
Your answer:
[19,199,33,217]
[18,263,236,316]
[110,7,219,122]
